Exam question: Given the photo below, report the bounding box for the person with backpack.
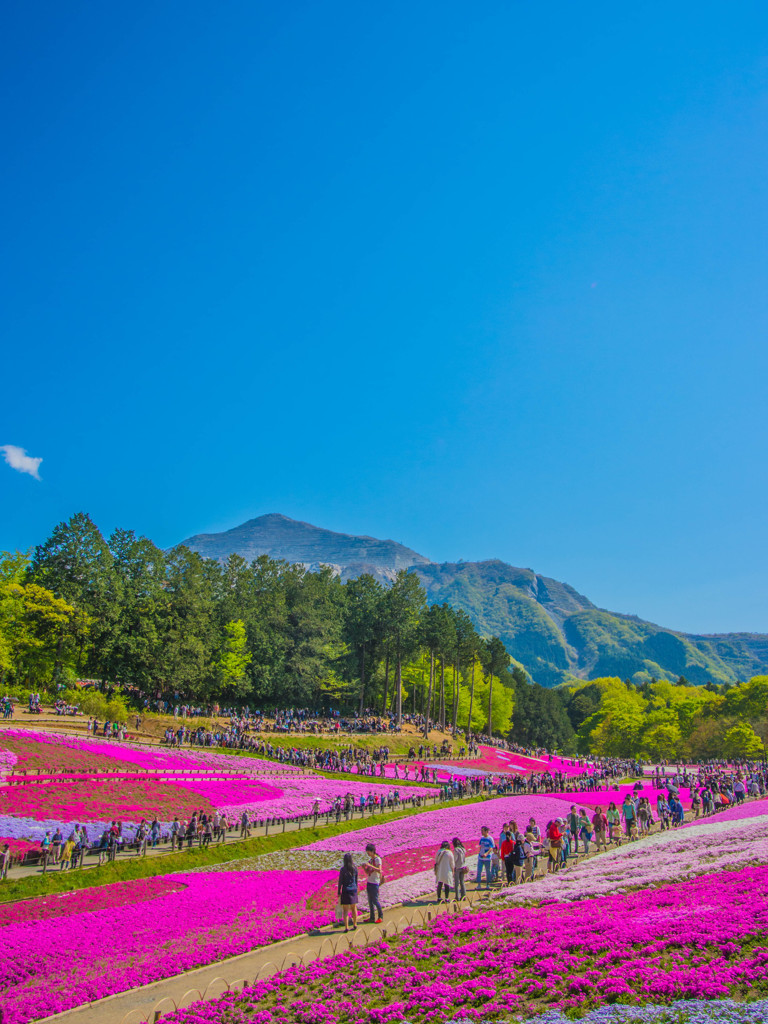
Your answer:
[337,852,359,932]
[546,819,563,873]
[511,832,527,884]
[578,809,592,854]
[500,830,515,884]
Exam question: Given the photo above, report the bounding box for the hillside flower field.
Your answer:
[0,731,436,841]
[1,729,766,1024]
[163,850,768,1024]
[0,869,336,1024]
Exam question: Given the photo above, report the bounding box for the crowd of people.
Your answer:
[85,718,128,740]
[335,767,768,919]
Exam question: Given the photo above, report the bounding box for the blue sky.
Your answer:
[2,2,767,634]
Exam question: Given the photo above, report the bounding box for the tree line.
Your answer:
[7,514,760,756]
[0,513,530,737]
[566,675,768,761]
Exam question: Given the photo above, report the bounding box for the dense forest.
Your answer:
[0,513,525,737]
[1,513,765,757]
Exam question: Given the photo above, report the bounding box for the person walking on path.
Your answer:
[60,836,75,871]
[0,844,10,881]
[546,819,563,873]
[511,832,527,884]
[500,830,515,884]
[337,853,359,932]
[621,794,637,839]
[606,802,620,844]
[577,809,592,855]
[567,806,579,855]
[592,806,608,852]
[362,843,383,923]
[452,837,467,900]
[476,826,495,889]
[434,840,455,903]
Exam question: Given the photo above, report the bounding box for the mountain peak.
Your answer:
[178,514,768,688]
[179,514,432,576]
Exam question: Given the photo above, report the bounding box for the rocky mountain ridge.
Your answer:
[179,514,768,688]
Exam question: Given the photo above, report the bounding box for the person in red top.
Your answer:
[546,819,563,874]
[500,830,515,883]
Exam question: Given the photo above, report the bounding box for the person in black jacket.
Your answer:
[338,853,359,932]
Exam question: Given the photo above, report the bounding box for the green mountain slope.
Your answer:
[414,561,768,687]
[177,516,768,688]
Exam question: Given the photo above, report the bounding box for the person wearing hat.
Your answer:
[523,830,536,880]
[546,819,563,873]
[511,832,527,884]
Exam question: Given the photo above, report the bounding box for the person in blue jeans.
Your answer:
[476,826,495,889]
[362,842,383,922]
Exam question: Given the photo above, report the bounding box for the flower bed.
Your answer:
[495,808,768,905]
[529,999,768,1023]
[302,794,578,855]
[680,797,768,827]
[163,864,768,1023]
[0,876,188,924]
[0,777,220,821]
[0,732,435,839]
[0,836,37,857]
[0,868,335,1024]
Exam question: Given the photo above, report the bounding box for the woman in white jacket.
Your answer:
[434,840,455,903]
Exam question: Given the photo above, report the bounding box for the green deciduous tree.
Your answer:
[217,619,252,693]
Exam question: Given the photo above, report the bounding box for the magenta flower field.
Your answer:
[0,868,335,1024]
[2,723,768,1024]
[303,794,582,855]
[164,863,768,1024]
[0,731,435,841]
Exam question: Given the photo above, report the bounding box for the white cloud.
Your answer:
[1,445,43,480]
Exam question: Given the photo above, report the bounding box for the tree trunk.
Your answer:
[452,656,460,736]
[467,652,476,735]
[358,642,366,716]
[382,653,390,715]
[487,669,493,740]
[395,657,403,726]
[439,658,446,732]
[424,649,435,737]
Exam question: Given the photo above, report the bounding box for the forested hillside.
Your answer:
[0,514,518,738]
[182,515,768,688]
